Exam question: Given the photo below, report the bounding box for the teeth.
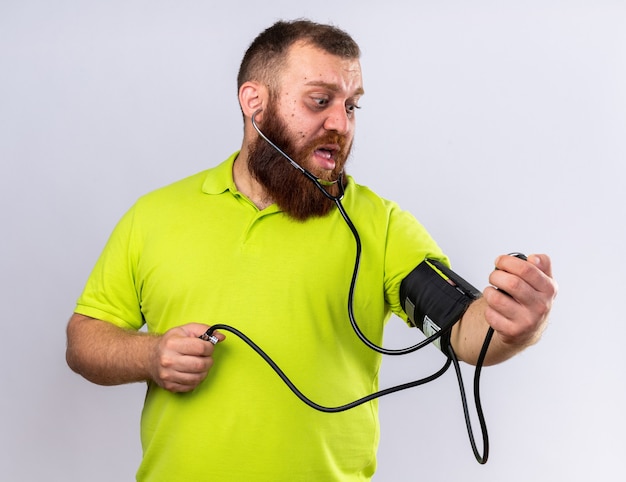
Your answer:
[317,149,332,159]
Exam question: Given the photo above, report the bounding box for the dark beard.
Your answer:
[247,104,351,221]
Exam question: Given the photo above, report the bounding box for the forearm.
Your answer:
[66,313,158,386]
[449,298,540,366]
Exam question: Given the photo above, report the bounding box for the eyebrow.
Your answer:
[304,80,365,97]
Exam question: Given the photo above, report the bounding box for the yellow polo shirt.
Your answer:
[75,152,447,481]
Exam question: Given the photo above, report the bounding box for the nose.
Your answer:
[323,104,350,135]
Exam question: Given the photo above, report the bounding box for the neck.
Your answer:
[233,149,274,210]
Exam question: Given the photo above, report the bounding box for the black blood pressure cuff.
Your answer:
[400,259,482,353]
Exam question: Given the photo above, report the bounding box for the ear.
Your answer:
[239,81,268,121]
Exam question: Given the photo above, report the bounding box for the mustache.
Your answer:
[261,134,347,174]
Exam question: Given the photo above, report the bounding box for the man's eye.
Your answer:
[346,104,361,114]
[313,98,329,107]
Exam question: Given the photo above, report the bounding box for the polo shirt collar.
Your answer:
[202,151,240,195]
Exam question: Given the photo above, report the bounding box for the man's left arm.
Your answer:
[449,254,558,366]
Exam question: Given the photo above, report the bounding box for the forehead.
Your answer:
[279,41,364,95]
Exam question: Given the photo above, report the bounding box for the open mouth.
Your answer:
[313,145,340,170]
[316,147,335,159]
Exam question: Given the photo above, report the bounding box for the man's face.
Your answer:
[248,42,364,221]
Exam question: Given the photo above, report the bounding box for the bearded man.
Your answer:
[66,19,557,482]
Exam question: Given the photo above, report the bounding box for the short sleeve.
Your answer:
[383,204,449,323]
[74,204,144,330]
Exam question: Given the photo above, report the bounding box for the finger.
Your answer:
[493,254,555,302]
[160,371,208,393]
[178,352,214,373]
[180,323,227,344]
[488,267,530,302]
[164,383,195,394]
[482,297,514,333]
[179,336,218,357]
[157,354,213,384]
[483,285,524,320]
[528,254,558,299]
[483,287,538,343]
[180,323,212,338]
[528,253,553,278]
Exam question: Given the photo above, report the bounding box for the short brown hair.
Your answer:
[237,19,361,92]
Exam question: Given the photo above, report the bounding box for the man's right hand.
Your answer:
[150,323,225,393]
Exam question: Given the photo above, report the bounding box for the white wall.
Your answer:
[1,1,624,481]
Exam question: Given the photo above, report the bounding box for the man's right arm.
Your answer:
[65,314,224,393]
